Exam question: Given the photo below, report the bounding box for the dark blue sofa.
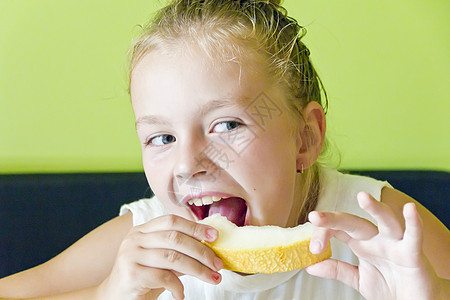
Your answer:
[0,170,448,278]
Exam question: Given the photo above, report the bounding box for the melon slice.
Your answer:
[199,214,332,274]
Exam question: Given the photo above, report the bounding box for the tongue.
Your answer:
[208,197,247,227]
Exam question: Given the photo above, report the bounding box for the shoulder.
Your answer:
[381,187,450,279]
[317,168,390,221]
[380,186,447,229]
[334,169,391,200]
[120,196,169,226]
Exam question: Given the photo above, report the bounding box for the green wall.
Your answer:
[1,0,449,174]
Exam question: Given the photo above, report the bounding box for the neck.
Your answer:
[286,166,320,227]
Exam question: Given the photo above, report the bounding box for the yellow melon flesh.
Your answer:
[199,214,332,274]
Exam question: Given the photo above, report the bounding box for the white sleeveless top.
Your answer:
[120,168,391,300]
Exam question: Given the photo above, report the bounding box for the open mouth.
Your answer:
[187,196,248,227]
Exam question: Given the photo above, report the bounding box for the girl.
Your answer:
[1,0,448,299]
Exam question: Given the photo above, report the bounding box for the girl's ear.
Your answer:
[296,101,326,170]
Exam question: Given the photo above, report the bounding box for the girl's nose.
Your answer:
[174,140,214,180]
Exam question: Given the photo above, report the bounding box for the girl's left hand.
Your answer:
[306,191,448,300]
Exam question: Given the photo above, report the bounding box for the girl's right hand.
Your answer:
[97,214,223,300]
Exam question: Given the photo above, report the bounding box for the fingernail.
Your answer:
[310,240,322,254]
[212,272,221,282]
[309,211,324,222]
[306,263,318,273]
[214,257,223,270]
[206,229,217,241]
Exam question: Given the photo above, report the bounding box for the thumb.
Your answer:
[306,259,360,291]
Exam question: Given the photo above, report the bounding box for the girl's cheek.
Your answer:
[215,126,259,157]
[143,147,173,169]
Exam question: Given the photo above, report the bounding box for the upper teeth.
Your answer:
[188,196,222,206]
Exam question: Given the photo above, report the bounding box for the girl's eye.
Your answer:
[147,134,176,146]
[212,121,242,133]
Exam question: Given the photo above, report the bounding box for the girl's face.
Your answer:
[130,49,304,227]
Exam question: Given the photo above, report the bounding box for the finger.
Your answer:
[136,248,222,285]
[308,210,378,240]
[357,191,404,239]
[136,214,218,243]
[135,230,223,272]
[136,266,185,300]
[402,202,423,254]
[309,226,351,254]
[306,259,359,291]
[151,269,185,300]
[309,226,334,254]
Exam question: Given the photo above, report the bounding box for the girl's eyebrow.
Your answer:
[135,97,250,129]
[199,97,250,116]
[135,115,169,129]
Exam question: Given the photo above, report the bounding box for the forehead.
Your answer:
[130,48,273,115]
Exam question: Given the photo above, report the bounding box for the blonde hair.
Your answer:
[128,0,328,224]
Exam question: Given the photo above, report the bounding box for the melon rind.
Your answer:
[200,214,332,274]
